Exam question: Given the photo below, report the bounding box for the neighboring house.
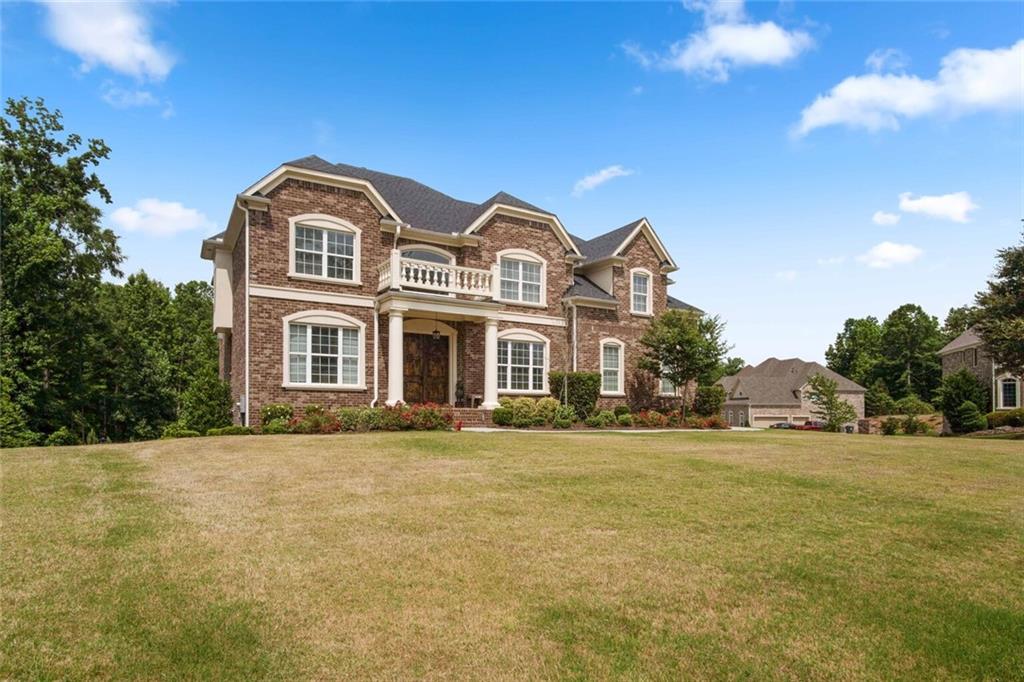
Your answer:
[717,358,865,428]
[938,327,1021,413]
[200,156,699,425]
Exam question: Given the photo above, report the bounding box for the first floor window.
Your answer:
[497,339,544,391]
[294,224,355,281]
[660,375,676,395]
[288,323,359,385]
[1002,379,1019,409]
[602,342,622,393]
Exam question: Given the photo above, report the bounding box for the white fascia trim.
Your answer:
[246,165,401,223]
[615,219,677,271]
[495,311,566,328]
[381,221,481,247]
[250,284,375,308]
[281,309,367,391]
[464,204,581,255]
[562,296,617,310]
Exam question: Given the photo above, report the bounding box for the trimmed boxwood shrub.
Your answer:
[987,408,1024,429]
[261,418,290,435]
[613,405,631,417]
[206,425,253,436]
[584,410,616,428]
[535,397,560,424]
[552,418,572,429]
[549,371,601,420]
[616,413,633,427]
[957,401,987,433]
[491,407,513,426]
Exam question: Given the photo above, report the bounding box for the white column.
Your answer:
[482,318,500,409]
[386,309,404,406]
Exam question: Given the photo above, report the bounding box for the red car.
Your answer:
[796,420,826,431]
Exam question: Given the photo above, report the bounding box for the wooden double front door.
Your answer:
[403,333,450,404]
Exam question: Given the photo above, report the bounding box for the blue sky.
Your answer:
[3,1,1021,364]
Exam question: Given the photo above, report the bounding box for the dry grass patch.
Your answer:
[3,431,1022,679]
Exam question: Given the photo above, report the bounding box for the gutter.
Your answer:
[241,199,251,427]
[371,301,380,407]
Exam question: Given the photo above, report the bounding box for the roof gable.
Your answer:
[938,326,983,355]
[717,357,865,405]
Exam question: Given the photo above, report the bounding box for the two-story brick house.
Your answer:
[938,326,1021,413]
[200,156,699,425]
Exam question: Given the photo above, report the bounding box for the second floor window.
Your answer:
[295,225,354,280]
[631,270,651,314]
[499,253,543,304]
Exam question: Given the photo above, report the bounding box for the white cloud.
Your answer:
[100,81,174,118]
[857,241,923,269]
[622,0,813,82]
[572,165,634,197]
[816,256,845,266]
[865,48,909,73]
[898,191,978,223]
[774,269,798,281]
[110,199,214,237]
[872,210,901,226]
[794,40,1023,136]
[40,1,175,80]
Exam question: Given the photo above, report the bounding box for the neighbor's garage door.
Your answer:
[753,415,787,428]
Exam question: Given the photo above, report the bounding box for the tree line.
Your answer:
[1,97,228,446]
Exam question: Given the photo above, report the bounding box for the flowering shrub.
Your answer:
[260,403,294,425]
[636,410,668,428]
[404,403,454,431]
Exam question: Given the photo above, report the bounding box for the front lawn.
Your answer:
[2,432,1021,679]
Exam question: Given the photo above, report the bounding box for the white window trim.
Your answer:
[600,337,625,397]
[659,367,678,397]
[629,267,653,316]
[496,328,549,395]
[496,248,547,309]
[288,213,362,286]
[996,374,1021,410]
[281,310,366,390]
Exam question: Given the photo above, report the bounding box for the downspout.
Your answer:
[370,301,380,407]
[571,302,578,371]
[242,200,251,427]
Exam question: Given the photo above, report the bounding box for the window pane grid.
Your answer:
[499,257,542,304]
[497,340,544,392]
[632,272,650,313]
[288,322,359,386]
[294,225,355,281]
[602,343,621,393]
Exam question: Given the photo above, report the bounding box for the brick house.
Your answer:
[716,358,865,428]
[200,156,699,426]
[938,327,1021,413]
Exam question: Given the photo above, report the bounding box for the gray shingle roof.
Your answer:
[565,275,616,301]
[717,357,865,405]
[667,295,702,313]
[571,219,644,261]
[938,326,983,355]
[284,155,554,235]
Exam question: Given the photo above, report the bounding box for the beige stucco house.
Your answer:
[717,358,865,428]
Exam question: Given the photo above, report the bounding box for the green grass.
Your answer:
[2,431,1021,680]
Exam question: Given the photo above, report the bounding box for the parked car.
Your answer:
[769,422,793,429]
[799,420,826,431]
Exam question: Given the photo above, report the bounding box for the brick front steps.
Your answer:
[450,408,494,426]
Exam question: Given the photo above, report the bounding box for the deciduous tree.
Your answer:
[638,310,730,415]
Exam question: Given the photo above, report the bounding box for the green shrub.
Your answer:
[896,395,934,417]
[616,413,633,427]
[938,370,989,432]
[86,428,99,445]
[584,410,616,428]
[583,415,603,428]
[206,425,253,436]
[508,397,538,428]
[986,408,1024,429]
[261,418,290,435]
[881,417,901,436]
[179,370,233,435]
[549,371,601,420]
[405,403,453,431]
[552,418,572,429]
[693,385,726,417]
[636,410,668,428]
[45,427,80,447]
[613,405,631,417]
[535,397,561,424]
[901,415,922,435]
[553,404,576,423]
[290,404,340,434]
[498,397,513,409]
[261,403,294,425]
[956,401,987,433]
[336,408,362,432]
[491,407,513,426]
[161,421,200,439]
[865,379,897,417]
[0,386,40,448]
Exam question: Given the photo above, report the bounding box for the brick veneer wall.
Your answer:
[230,231,247,423]
[941,346,993,387]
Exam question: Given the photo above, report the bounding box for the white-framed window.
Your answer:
[288,214,361,284]
[600,338,625,395]
[282,311,366,390]
[497,249,545,306]
[497,329,548,394]
[660,375,676,396]
[630,268,652,315]
[399,244,454,265]
[999,377,1020,409]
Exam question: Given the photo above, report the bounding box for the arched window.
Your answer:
[288,214,361,284]
[399,244,454,265]
[282,310,366,389]
[497,249,546,306]
[497,328,549,394]
[999,376,1020,409]
[600,338,625,396]
[630,267,652,315]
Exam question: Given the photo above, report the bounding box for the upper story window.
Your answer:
[282,311,365,390]
[288,214,361,284]
[497,249,545,306]
[630,268,652,315]
[601,338,625,395]
[497,329,548,393]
